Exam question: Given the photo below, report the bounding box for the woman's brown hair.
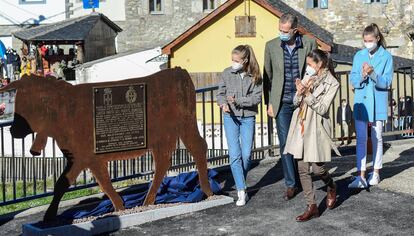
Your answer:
[363,23,387,48]
[306,49,336,79]
[232,45,262,84]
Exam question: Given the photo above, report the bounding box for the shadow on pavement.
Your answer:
[380,147,414,181]
[0,209,26,227]
[247,160,284,200]
[316,143,412,216]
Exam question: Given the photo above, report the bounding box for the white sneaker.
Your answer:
[368,172,381,186]
[348,176,368,189]
[236,190,248,206]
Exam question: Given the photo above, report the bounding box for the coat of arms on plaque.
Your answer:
[103,88,112,106]
[125,86,137,104]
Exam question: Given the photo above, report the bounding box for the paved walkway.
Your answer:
[114,139,414,236]
[0,139,413,235]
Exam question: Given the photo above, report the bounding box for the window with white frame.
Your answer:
[149,0,163,14]
[306,0,328,9]
[364,0,388,4]
[320,0,328,8]
[76,0,106,2]
[19,0,46,4]
[203,0,217,11]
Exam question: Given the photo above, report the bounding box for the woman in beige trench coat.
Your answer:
[284,49,340,222]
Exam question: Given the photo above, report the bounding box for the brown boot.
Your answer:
[296,204,320,222]
[284,187,298,201]
[326,184,337,209]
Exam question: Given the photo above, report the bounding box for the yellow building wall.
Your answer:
[170,1,279,72]
[169,1,414,133]
[170,1,280,124]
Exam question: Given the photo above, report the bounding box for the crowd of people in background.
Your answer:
[336,95,414,144]
[0,44,81,88]
[0,43,82,119]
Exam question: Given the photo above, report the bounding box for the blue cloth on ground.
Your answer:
[63,169,221,219]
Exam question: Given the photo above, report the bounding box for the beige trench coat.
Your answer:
[284,71,340,163]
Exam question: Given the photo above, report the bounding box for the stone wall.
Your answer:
[281,0,414,60]
[116,0,226,52]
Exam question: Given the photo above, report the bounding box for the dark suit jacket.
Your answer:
[263,34,317,116]
[337,104,352,124]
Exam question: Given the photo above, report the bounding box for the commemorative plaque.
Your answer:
[93,84,146,153]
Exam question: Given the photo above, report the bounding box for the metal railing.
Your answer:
[334,67,414,141]
[1,66,413,207]
[0,85,272,207]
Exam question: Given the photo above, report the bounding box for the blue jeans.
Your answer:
[224,114,255,191]
[276,103,298,188]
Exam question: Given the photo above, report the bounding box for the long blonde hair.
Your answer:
[232,45,262,84]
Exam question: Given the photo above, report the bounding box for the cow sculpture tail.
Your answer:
[175,68,213,197]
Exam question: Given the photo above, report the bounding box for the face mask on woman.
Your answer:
[364,42,378,52]
[305,65,317,76]
[232,62,243,71]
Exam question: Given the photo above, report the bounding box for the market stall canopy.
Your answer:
[12,12,122,44]
[13,12,123,63]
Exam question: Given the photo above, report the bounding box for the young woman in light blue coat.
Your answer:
[348,23,394,188]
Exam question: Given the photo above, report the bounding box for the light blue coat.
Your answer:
[350,46,394,122]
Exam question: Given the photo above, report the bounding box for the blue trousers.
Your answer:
[224,114,255,191]
[276,103,299,188]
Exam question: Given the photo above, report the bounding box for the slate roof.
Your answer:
[266,0,333,45]
[13,13,122,43]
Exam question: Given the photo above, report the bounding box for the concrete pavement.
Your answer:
[113,139,414,236]
[0,139,413,235]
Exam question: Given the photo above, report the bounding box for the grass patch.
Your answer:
[0,178,149,216]
[0,187,100,215]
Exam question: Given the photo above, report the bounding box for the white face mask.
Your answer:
[305,65,317,76]
[364,42,377,52]
[232,62,243,71]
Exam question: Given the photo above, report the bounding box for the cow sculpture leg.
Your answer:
[143,147,173,205]
[44,160,82,221]
[180,121,213,197]
[90,164,125,211]
[30,133,48,156]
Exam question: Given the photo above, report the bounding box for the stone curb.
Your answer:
[22,195,234,236]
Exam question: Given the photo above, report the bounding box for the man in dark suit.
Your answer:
[263,13,317,201]
[337,99,353,145]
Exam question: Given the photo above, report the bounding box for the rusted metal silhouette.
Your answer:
[0,68,213,221]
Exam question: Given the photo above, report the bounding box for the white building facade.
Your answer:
[0,0,66,48]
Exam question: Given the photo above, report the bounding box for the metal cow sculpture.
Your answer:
[0,68,213,221]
